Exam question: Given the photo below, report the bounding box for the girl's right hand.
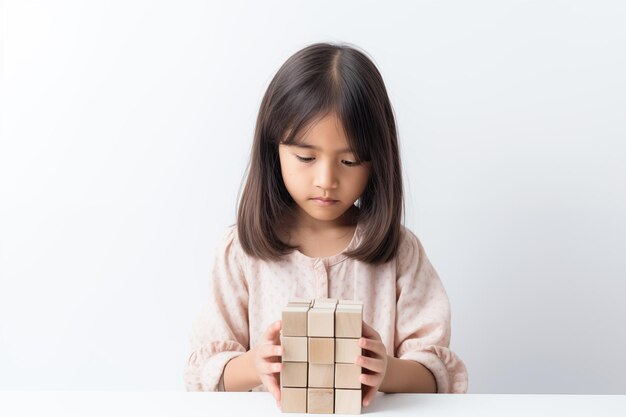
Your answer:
[252,320,283,407]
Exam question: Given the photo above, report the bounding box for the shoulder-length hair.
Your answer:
[236,42,404,264]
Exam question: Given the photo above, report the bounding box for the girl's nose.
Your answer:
[314,160,339,190]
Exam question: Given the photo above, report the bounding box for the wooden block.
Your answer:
[337,304,363,311]
[335,306,362,338]
[281,362,308,388]
[307,388,334,414]
[335,338,361,364]
[308,337,335,364]
[281,336,307,362]
[308,363,334,388]
[313,303,337,310]
[338,300,363,306]
[288,298,312,307]
[308,307,335,337]
[314,298,337,308]
[335,363,361,389]
[282,306,309,337]
[335,389,361,414]
[281,387,307,413]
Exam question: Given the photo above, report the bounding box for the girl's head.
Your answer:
[237,42,404,264]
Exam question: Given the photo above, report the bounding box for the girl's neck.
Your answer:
[285,205,359,235]
[278,206,359,257]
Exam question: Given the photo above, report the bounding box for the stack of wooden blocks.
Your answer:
[280,298,363,414]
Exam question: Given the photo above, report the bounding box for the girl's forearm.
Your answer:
[223,348,261,391]
[379,355,437,393]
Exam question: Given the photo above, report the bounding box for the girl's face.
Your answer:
[278,112,371,229]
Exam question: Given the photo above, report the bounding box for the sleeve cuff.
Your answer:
[185,347,245,391]
[205,350,246,392]
[399,347,468,393]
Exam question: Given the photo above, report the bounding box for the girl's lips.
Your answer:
[311,198,338,206]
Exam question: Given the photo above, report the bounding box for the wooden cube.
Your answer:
[281,387,307,413]
[338,300,363,306]
[281,362,308,388]
[312,301,336,311]
[308,337,334,364]
[335,389,361,414]
[308,308,335,337]
[335,306,362,338]
[336,304,362,311]
[335,338,361,364]
[335,363,361,389]
[281,336,308,362]
[283,306,309,337]
[288,298,312,307]
[307,388,334,414]
[314,298,338,308]
[308,363,334,388]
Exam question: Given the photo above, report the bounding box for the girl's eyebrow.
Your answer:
[291,143,353,154]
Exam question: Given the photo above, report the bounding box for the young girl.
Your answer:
[184,42,468,408]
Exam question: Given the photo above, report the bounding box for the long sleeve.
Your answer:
[184,226,250,391]
[394,228,468,393]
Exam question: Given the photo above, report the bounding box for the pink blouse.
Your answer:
[184,222,468,393]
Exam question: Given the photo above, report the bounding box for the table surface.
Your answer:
[0,392,624,417]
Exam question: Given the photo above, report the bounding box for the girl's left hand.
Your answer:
[357,321,389,408]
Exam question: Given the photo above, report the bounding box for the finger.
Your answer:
[270,320,282,343]
[359,372,381,387]
[356,355,385,374]
[263,320,282,342]
[259,360,283,375]
[266,374,281,401]
[358,337,386,358]
[362,384,378,407]
[258,343,283,361]
[361,321,381,340]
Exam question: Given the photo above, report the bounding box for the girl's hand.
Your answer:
[357,321,389,408]
[252,320,283,408]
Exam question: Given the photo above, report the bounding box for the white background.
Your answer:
[1,0,625,393]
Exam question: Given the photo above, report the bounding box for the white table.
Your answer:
[0,392,624,416]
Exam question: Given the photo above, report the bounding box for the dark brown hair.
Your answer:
[236,42,404,264]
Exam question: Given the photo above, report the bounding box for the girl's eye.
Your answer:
[295,155,315,163]
[295,155,360,167]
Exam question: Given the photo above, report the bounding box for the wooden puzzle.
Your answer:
[280,298,363,414]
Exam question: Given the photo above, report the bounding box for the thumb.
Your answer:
[264,320,282,342]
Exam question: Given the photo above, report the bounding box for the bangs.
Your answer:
[274,98,372,165]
